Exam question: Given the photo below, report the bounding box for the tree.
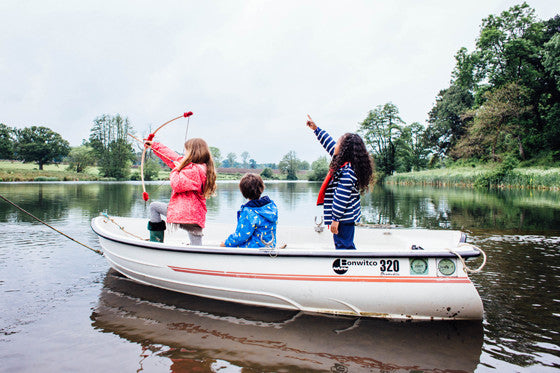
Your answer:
[278,150,300,180]
[308,156,329,181]
[359,103,404,177]
[14,126,70,169]
[225,152,237,168]
[394,122,429,172]
[210,146,221,167]
[0,123,14,159]
[249,159,257,169]
[424,84,474,158]
[89,114,135,179]
[143,156,162,181]
[66,145,95,173]
[452,82,532,161]
[260,167,274,179]
[241,151,250,167]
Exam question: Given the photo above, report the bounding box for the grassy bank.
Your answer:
[386,166,560,190]
[0,161,308,182]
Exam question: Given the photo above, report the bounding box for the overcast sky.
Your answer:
[1,1,557,164]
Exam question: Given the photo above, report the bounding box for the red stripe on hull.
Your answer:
[168,266,471,283]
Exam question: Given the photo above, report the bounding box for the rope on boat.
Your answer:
[0,193,103,255]
[101,213,148,241]
[447,243,487,273]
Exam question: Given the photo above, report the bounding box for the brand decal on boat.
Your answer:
[332,258,377,275]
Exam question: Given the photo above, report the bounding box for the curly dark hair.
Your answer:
[330,133,374,193]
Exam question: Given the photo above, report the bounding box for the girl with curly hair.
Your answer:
[306,115,374,249]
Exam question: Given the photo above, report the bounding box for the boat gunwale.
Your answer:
[91,218,481,259]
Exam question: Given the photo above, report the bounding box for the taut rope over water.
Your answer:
[0,193,103,255]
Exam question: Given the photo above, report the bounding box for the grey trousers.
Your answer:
[149,201,203,245]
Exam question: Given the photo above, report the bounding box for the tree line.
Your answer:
[360,3,560,178]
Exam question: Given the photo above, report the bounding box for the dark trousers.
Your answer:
[333,222,356,250]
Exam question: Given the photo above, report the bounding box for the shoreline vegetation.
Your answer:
[0,160,309,183]
[386,165,560,191]
[1,160,559,190]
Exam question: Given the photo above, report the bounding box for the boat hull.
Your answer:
[92,216,484,320]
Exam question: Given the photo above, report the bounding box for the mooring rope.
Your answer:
[100,212,148,241]
[447,243,487,273]
[0,193,103,255]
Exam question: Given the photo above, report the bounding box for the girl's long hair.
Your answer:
[176,138,217,198]
[330,133,374,193]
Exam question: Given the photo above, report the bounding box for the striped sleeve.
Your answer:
[331,167,357,221]
[314,127,335,156]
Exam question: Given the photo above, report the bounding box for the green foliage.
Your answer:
[474,155,520,188]
[260,167,275,179]
[143,156,162,181]
[359,102,403,177]
[308,156,329,181]
[0,123,14,159]
[210,146,221,167]
[66,145,95,173]
[89,114,135,179]
[14,126,70,170]
[278,150,301,180]
[424,4,560,166]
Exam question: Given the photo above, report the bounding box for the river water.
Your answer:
[0,181,558,372]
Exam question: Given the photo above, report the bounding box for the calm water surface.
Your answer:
[0,182,559,372]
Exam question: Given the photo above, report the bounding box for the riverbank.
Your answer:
[386,165,560,190]
[0,161,308,182]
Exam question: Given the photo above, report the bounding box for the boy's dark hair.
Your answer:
[239,173,264,200]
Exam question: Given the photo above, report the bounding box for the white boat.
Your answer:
[92,268,484,372]
[91,215,485,321]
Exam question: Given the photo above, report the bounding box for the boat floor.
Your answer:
[96,216,478,257]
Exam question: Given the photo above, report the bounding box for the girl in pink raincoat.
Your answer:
[145,138,217,245]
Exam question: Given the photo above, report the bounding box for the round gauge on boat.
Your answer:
[410,258,428,275]
[438,259,456,276]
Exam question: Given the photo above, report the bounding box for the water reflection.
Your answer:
[363,185,560,233]
[92,269,483,372]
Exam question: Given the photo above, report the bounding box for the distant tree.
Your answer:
[260,167,274,179]
[66,145,95,173]
[249,159,257,169]
[308,156,329,181]
[394,122,429,172]
[0,123,14,159]
[14,126,70,169]
[278,150,300,180]
[210,146,221,167]
[225,152,237,168]
[89,114,135,179]
[241,151,250,167]
[359,102,403,176]
[143,156,162,181]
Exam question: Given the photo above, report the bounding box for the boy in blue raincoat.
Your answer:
[221,173,278,248]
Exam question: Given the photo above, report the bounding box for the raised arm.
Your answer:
[307,115,335,156]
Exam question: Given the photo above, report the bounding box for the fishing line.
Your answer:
[0,193,103,255]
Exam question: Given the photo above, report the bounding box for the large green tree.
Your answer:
[89,114,135,179]
[278,150,301,180]
[0,123,14,159]
[438,4,560,161]
[14,126,70,169]
[66,145,95,173]
[359,102,403,176]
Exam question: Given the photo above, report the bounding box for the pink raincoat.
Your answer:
[151,142,208,228]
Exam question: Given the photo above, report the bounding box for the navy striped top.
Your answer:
[314,127,361,225]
